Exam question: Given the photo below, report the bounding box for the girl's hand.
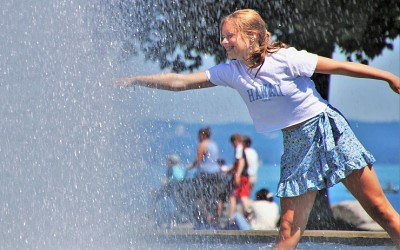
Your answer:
[113,77,135,88]
[388,76,400,94]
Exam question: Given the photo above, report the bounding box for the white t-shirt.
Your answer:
[244,147,259,178]
[206,47,328,133]
[234,144,243,160]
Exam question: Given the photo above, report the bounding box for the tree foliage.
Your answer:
[103,0,399,99]
[106,0,399,69]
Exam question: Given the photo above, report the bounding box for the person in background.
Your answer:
[242,135,260,190]
[227,134,252,229]
[234,188,280,230]
[217,158,231,177]
[155,154,185,228]
[230,134,244,171]
[114,8,400,249]
[163,154,186,185]
[184,163,199,180]
[187,127,224,229]
[216,158,232,227]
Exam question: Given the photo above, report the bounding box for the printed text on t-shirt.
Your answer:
[247,82,284,102]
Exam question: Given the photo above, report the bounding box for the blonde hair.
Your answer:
[221,9,288,69]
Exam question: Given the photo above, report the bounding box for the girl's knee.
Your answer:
[279,213,302,238]
[278,218,302,249]
[278,218,292,240]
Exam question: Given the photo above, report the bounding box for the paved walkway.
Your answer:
[153,229,392,246]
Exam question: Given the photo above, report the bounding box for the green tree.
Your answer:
[103,0,399,229]
[106,0,399,98]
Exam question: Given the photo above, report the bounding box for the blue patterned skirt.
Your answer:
[277,105,375,198]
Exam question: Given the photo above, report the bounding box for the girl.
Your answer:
[115,9,400,249]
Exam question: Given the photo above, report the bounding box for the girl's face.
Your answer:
[220,21,250,62]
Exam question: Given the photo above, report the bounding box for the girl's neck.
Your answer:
[240,59,264,77]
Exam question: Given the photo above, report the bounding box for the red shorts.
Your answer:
[233,176,251,197]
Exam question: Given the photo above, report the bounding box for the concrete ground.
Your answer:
[153,229,393,247]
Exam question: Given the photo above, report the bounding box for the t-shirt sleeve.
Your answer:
[235,145,244,160]
[285,47,318,77]
[205,63,234,87]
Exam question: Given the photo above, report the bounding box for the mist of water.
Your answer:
[3,1,397,249]
[0,1,164,248]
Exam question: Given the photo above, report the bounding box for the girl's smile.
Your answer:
[220,21,250,63]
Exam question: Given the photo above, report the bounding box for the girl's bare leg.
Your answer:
[275,190,317,250]
[342,166,400,247]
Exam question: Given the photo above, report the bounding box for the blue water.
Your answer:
[254,163,400,213]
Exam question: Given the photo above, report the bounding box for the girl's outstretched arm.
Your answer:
[315,56,400,94]
[114,71,216,91]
